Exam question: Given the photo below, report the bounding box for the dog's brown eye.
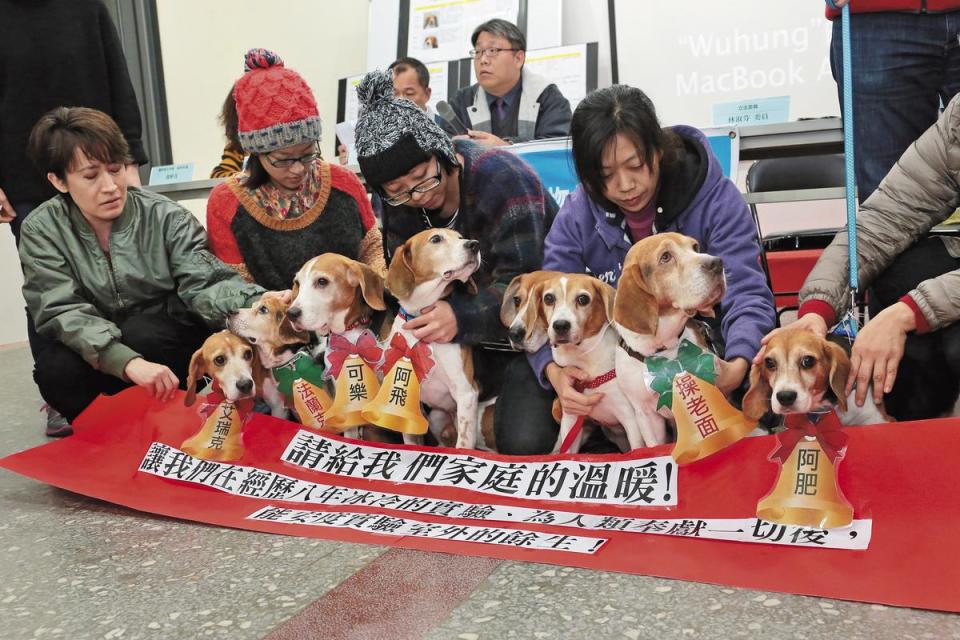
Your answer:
[800,355,816,369]
[243,350,253,361]
[512,295,521,306]
[764,357,777,370]
[213,355,226,367]
[430,234,442,243]
[544,293,555,305]
[576,294,590,306]
[659,252,672,264]
[258,306,268,314]
[315,277,328,288]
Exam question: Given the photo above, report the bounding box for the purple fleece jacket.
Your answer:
[528,125,775,386]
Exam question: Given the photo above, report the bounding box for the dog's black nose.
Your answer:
[465,240,480,253]
[287,306,302,320]
[509,325,526,344]
[776,390,797,406]
[552,319,571,334]
[236,378,254,395]
[703,256,724,274]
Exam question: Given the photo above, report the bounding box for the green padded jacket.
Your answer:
[19,187,265,379]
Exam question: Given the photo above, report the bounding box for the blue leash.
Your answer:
[827,0,859,339]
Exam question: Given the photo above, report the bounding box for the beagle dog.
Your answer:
[184,330,264,407]
[384,228,485,449]
[612,233,728,446]
[286,253,387,439]
[743,329,891,426]
[540,273,640,453]
[226,294,312,418]
[501,270,561,352]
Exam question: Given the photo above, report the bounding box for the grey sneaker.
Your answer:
[43,405,73,438]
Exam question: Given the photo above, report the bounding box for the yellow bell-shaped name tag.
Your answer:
[181,401,246,462]
[361,356,429,434]
[322,356,380,431]
[671,372,757,465]
[292,377,334,432]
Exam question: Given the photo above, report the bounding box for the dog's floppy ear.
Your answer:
[385,242,416,301]
[742,359,773,421]
[184,348,206,407]
[595,278,616,324]
[613,263,658,336]
[500,274,524,326]
[347,260,386,311]
[251,348,268,396]
[824,340,851,413]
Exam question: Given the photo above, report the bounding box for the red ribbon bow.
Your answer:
[382,333,435,379]
[772,411,849,464]
[202,382,255,418]
[326,330,384,378]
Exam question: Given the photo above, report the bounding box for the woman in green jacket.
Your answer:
[19,107,265,431]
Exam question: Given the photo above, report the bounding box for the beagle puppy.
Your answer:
[743,329,891,426]
[540,273,641,453]
[501,270,561,352]
[184,330,264,407]
[226,294,312,417]
[612,233,728,446]
[384,228,485,450]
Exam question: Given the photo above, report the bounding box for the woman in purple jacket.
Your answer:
[515,85,775,455]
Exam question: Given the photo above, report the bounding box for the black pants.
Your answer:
[33,313,209,422]
[492,354,559,455]
[869,236,960,421]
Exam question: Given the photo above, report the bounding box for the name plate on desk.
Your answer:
[149,163,195,185]
[713,97,790,127]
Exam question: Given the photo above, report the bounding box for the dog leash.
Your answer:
[557,368,617,454]
[827,0,860,339]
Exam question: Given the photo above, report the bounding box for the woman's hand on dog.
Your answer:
[716,357,749,395]
[0,187,17,223]
[125,357,180,402]
[403,301,458,343]
[546,363,603,417]
[262,289,293,305]
[847,301,914,406]
[753,313,828,365]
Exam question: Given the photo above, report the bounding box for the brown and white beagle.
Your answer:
[384,228,487,450]
[538,273,640,453]
[226,294,312,418]
[612,233,728,445]
[743,329,891,426]
[501,270,561,352]
[184,330,264,407]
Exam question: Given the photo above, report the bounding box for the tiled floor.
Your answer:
[1,344,957,639]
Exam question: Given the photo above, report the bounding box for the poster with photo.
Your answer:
[407,0,520,63]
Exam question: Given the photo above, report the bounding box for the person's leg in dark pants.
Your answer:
[117,313,211,386]
[832,12,960,203]
[33,338,128,423]
[867,237,960,420]
[493,356,558,455]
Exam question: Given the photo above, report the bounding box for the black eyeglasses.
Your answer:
[468,47,520,60]
[264,144,320,169]
[383,159,443,206]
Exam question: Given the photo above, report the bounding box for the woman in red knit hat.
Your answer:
[206,49,386,291]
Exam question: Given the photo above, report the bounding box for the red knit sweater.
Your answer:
[206,161,385,290]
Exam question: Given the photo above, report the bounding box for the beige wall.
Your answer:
[156,0,369,181]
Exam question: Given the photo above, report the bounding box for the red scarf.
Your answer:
[202,382,256,418]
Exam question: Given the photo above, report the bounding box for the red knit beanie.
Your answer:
[233,48,321,153]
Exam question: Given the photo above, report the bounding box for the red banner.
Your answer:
[1,387,958,612]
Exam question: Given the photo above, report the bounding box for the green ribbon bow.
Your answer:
[646,339,717,410]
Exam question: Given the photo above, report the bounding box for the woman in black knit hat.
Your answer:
[354,70,559,455]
